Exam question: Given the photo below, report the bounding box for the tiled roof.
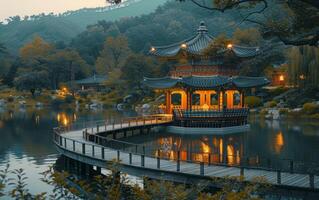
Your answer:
[143,75,270,89]
[149,21,260,58]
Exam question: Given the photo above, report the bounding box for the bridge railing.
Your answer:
[56,114,173,135]
[53,129,318,189]
[82,128,319,176]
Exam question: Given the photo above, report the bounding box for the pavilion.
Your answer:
[143,22,269,133]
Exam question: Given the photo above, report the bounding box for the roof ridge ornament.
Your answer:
[197,21,208,34]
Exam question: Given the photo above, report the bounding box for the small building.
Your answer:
[143,22,270,134]
[75,74,107,91]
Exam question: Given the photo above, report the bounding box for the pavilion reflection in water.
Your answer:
[149,133,244,165]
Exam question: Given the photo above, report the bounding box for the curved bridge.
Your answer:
[53,115,319,193]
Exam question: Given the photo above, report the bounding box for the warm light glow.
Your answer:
[227,145,235,165]
[181,43,187,49]
[274,131,284,153]
[299,74,306,80]
[201,142,211,154]
[227,44,233,49]
[63,118,69,126]
[202,103,209,111]
[150,47,156,52]
[219,139,223,162]
[279,75,285,81]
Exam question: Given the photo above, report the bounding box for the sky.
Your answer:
[0,0,107,22]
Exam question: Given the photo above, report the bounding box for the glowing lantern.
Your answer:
[150,47,156,52]
[181,43,187,49]
[299,74,306,80]
[279,75,285,81]
[227,44,233,49]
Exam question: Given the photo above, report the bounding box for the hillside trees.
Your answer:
[121,54,155,89]
[286,46,319,88]
[14,71,50,96]
[179,0,319,47]
[96,35,131,74]
[17,36,90,90]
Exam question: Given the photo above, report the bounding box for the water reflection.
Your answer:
[122,117,319,172]
[0,108,124,197]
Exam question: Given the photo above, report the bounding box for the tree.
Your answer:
[14,71,50,96]
[286,46,319,88]
[121,54,155,88]
[177,0,319,47]
[19,36,53,66]
[233,27,262,46]
[96,35,131,74]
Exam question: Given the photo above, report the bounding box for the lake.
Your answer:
[0,108,319,198]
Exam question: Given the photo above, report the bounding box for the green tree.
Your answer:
[20,36,53,64]
[178,0,319,47]
[14,71,50,96]
[121,54,155,89]
[232,28,262,46]
[96,35,131,74]
[286,46,319,88]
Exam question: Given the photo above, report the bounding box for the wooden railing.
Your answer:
[53,128,318,189]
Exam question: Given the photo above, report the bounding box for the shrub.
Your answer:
[78,91,88,98]
[6,96,14,103]
[64,95,75,104]
[265,100,277,108]
[279,108,289,115]
[302,102,318,115]
[245,96,262,108]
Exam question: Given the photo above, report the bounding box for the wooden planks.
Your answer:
[57,126,319,190]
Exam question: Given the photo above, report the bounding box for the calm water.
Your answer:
[0,108,123,198]
[122,116,319,173]
[0,109,319,197]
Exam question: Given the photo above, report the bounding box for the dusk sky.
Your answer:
[0,0,107,22]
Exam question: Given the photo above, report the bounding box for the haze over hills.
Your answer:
[0,0,168,53]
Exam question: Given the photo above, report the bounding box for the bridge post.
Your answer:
[157,149,160,169]
[117,150,120,162]
[141,155,145,167]
[277,170,281,185]
[73,140,75,151]
[96,167,102,174]
[177,151,180,172]
[97,125,99,133]
[289,160,294,173]
[91,127,94,134]
[208,153,211,166]
[267,159,271,168]
[129,153,132,165]
[112,123,115,130]
[310,174,314,189]
[200,162,204,176]
[64,138,67,148]
[82,143,85,155]
[102,147,105,159]
[92,146,95,157]
[59,136,62,146]
[240,167,244,177]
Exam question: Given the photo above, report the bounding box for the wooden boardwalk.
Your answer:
[54,117,319,191]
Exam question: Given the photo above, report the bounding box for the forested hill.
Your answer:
[0,0,167,53]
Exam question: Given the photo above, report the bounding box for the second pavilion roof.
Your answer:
[143,75,270,89]
[149,21,261,58]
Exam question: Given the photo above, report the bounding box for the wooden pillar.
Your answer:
[219,90,224,110]
[165,90,172,114]
[241,91,245,107]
